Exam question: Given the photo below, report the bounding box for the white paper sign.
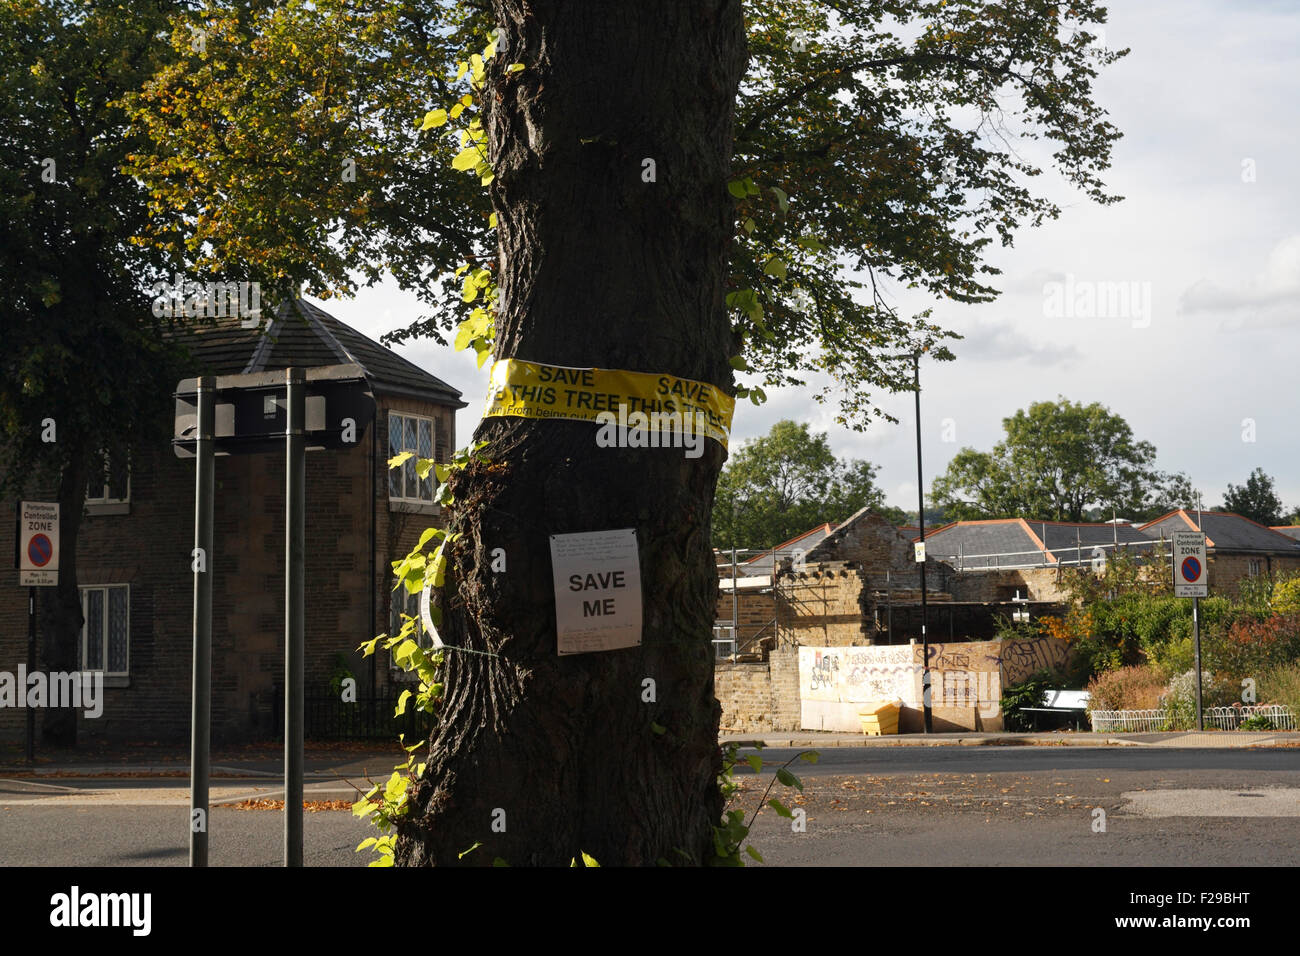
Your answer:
[550,529,643,655]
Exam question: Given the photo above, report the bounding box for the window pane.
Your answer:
[108,456,130,502]
[403,417,417,499]
[388,416,402,498]
[108,587,129,673]
[85,590,104,670]
[418,420,433,500]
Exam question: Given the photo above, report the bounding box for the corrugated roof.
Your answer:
[169,299,466,407]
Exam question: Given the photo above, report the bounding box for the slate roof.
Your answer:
[737,524,834,577]
[1271,526,1300,541]
[170,299,466,407]
[920,519,1047,568]
[921,518,1158,568]
[1140,510,1300,554]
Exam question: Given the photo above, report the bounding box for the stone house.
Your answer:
[1138,510,1300,592]
[0,301,465,745]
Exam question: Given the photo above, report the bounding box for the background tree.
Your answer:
[126,0,1128,864]
[931,398,1197,523]
[0,0,188,746]
[713,419,900,550]
[1221,468,1284,526]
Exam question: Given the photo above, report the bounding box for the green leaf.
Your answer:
[458,841,482,859]
[489,212,498,228]
[762,256,788,278]
[727,180,748,200]
[742,217,756,234]
[394,689,412,716]
[356,837,377,852]
[650,722,666,735]
[387,451,414,469]
[770,185,789,211]
[745,845,764,863]
[744,753,762,774]
[507,62,525,73]
[776,767,803,791]
[799,751,820,764]
[452,146,482,171]
[492,858,510,867]
[420,108,448,130]
[449,101,467,120]
[767,798,794,819]
[580,851,600,867]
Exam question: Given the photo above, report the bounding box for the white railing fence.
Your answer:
[1090,704,1296,733]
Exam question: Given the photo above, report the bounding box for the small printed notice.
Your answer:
[550,528,643,656]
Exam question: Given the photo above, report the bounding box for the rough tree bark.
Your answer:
[394,0,748,866]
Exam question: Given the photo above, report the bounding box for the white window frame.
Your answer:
[387,411,436,506]
[1248,559,1263,577]
[80,584,130,678]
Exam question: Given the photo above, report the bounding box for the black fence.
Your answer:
[273,684,432,741]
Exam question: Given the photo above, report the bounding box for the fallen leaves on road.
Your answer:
[219,799,353,812]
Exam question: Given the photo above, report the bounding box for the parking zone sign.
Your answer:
[16,501,59,587]
[1173,531,1207,598]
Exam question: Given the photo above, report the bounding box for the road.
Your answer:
[1,746,1296,866]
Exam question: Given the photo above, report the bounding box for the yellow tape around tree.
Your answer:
[482,358,735,449]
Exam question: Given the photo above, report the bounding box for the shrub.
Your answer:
[1204,613,1300,682]
[1163,669,1237,730]
[1000,670,1061,732]
[1084,664,1168,715]
[1239,714,1275,731]
[1270,573,1300,616]
[1258,663,1300,719]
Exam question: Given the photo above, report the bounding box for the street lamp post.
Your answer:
[913,351,933,734]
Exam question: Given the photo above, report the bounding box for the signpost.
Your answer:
[1173,530,1208,730]
[15,501,59,763]
[174,365,374,867]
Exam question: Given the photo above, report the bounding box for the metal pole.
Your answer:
[1193,596,1203,731]
[886,569,893,644]
[914,352,932,734]
[190,376,215,867]
[731,546,738,650]
[26,586,36,764]
[285,368,306,866]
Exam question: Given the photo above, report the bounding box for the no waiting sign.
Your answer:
[16,501,59,587]
[1172,531,1207,598]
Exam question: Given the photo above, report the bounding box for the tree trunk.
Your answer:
[394,0,748,866]
[40,447,88,747]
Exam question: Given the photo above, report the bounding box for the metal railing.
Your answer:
[1090,704,1296,733]
[943,537,1166,571]
[273,684,433,740]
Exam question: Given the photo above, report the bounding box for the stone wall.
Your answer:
[713,588,777,648]
[715,645,800,732]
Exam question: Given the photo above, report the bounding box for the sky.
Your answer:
[319,0,1300,519]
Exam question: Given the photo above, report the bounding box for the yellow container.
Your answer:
[859,700,901,736]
